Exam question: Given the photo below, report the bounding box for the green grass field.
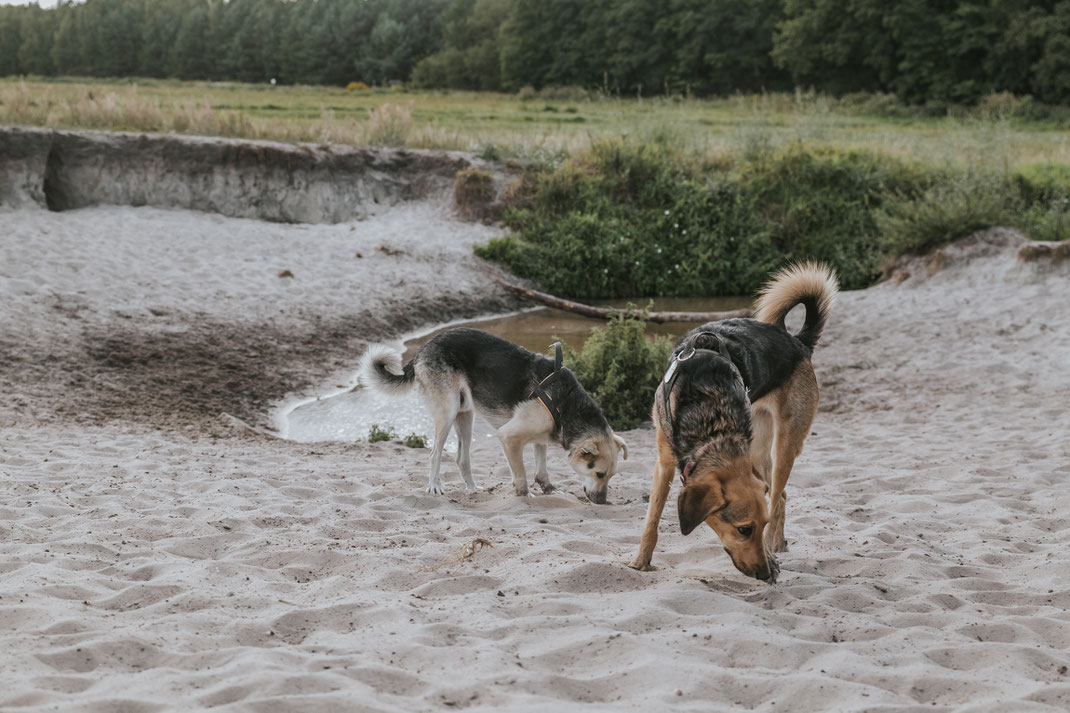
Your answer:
[4,77,1070,169]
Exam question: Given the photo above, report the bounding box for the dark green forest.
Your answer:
[2,0,1070,104]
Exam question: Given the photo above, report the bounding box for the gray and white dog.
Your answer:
[359,328,628,503]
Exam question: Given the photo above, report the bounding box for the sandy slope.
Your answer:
[2,206,1069,712]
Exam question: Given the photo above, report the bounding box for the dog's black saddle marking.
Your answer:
[529,342,564,430]
[661,331,739,482]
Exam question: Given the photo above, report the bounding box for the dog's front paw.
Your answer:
[426,482,445,495]
[536,480,555,494]
[627,557,656,572]
[465,484,484,494]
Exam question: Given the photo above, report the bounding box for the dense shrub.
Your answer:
[879,162,1070,254]
[876,169,1016,256]
[560,309,673,430]
[478,137,1070,298]
[1009,164,1070,242]
[1015,200,1070,243]
[1014,163,1070,205]
[477,140,929,297]
[742,147,928,287]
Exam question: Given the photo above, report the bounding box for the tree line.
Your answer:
[2,0,1069,105]
[0,0,448,86]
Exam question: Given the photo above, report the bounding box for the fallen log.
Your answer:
[497,279,752,324]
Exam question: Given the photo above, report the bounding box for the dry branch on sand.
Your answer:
[495,279,752,323]
[428,537,494,572]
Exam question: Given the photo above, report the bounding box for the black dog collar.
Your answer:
[530,342,564,430]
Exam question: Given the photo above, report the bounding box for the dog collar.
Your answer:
[529,342,564,431]
[531,373,561,430]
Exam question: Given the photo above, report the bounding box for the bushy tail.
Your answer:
[754,262,839,352]
[358,343,416,395]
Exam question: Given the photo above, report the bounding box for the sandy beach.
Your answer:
[2,193,1069,712]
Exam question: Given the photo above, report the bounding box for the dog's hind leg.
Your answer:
[629,424,677,571]
[425,391,461,496]
[767,427,797,553]
[453,406,480,492]
[533,445,554,493]
[766,364,819,553]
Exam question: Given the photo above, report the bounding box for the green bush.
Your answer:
[1014,199,1070,243]
[742,146,928,287]
[1009,164,1070,242]
[478,137,1070,301]
[477,139,928,297]
[403,432,428,449]
[560,309,673,430]
[875,168,1016,256]
[879,163,1070,253]
[368,424,396,443]
[1014,163,1070,205]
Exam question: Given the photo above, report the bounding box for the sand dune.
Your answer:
[2,205,1068,712]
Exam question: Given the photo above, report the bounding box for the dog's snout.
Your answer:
[727,548,779,584]
[585,488,608,505]
[758,557,780,584]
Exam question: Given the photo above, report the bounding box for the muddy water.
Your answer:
[281,295,752,446]
[399,295,753,361]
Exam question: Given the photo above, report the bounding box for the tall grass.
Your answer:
[0,80,419,146]
[363,101,413,146]
[5,78,1070,168]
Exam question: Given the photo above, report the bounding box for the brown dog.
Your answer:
[628,263,838,582]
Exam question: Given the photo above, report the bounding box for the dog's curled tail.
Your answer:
[358,343,416,395]
[754,261,839,351]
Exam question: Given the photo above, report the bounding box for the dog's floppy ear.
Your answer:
[579,441,599,456]
[678,483,723,536]
[613,434,629,461]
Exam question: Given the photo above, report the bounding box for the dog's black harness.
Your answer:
[660,331,740,484]
[528,342,564,430]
